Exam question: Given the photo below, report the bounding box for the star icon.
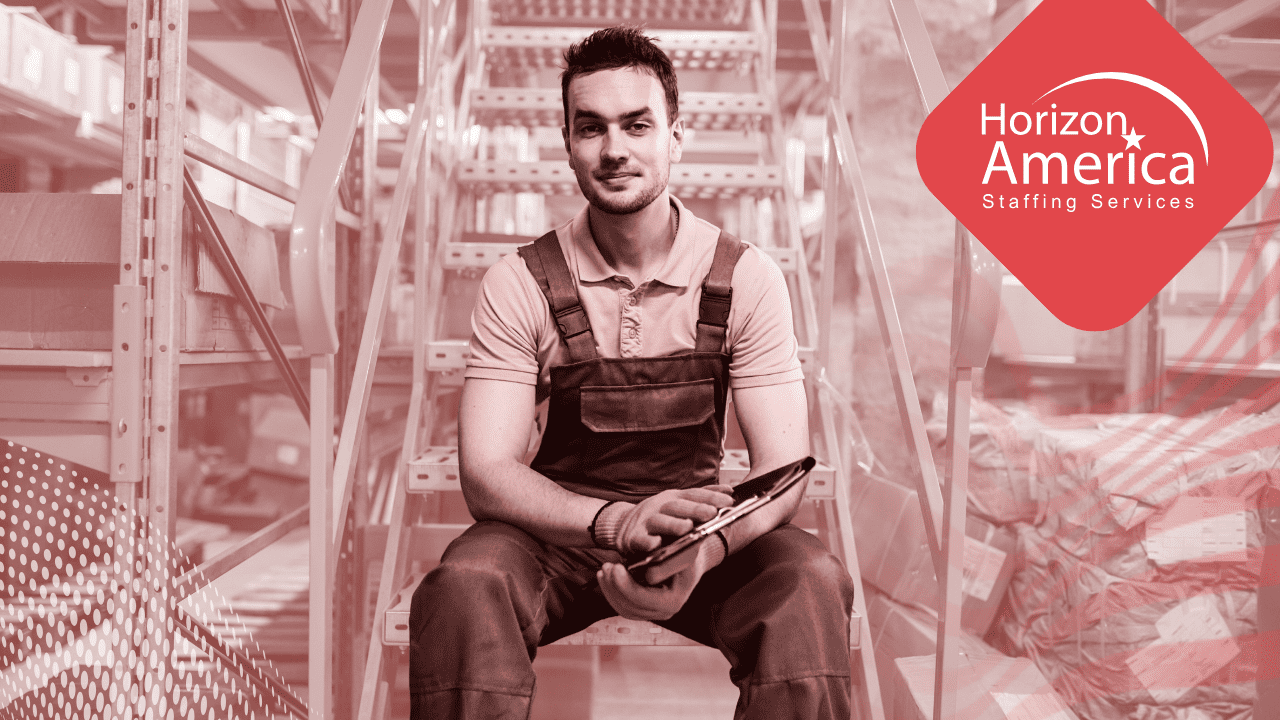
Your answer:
[1122,128,1145,150]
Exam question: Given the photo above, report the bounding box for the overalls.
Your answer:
[410,229,855,720]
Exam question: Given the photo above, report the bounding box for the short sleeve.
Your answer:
[464,253,548,385]
[726,245,804,389]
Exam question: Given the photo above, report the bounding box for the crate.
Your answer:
[7,11,73,113]
[0,10,11,87]
[99,57,125,129]
[71,45,113,128]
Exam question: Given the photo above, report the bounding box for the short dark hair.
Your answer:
[561,26,679,128]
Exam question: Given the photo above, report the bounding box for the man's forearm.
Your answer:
[461,458,614,548]
[718,474,807,554]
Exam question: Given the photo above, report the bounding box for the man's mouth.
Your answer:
[597,171,638,182]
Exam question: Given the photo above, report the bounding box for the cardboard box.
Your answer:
[895,652,1079,720]
[0,194,288,352]
[850,472,1017,637]
[866,589,993,720]
[0,194,119,350]
[181,200,287,352]
[247,394,309,480]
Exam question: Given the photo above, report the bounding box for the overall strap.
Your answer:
[518,230,599,362]
[695,230,747,353]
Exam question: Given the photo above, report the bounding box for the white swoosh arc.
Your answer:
[1035,72,1208,164]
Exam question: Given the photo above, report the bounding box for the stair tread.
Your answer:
[456,160,784,199]
[472,89,771,132]
[482,27,760,72]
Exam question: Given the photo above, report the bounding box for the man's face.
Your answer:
[563,67,683,216]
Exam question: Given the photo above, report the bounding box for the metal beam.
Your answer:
[209,0,254,32]
[1183,0,1280,45]
[176,504,309,598]
[1199,37,1280,72]
[86,8,337,42]
[185,48,277,110]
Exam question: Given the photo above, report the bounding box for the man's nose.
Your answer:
[601,127,628,161]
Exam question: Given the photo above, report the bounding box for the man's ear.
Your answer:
[562,125,571,156]
[669,116,684,163]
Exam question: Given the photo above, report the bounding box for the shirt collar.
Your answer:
[569,195,697,288]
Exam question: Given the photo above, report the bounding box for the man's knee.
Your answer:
[410,521,544,628]
[754,526,855,606]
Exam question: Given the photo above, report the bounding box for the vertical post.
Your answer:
[818,111,839,372]
[150,0,189,541]
[934,364,971,720]
[310,354,336,720]
[1123,306,1153,411]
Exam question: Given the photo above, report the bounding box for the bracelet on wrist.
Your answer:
[714,530,730,557]
[589,501,618,548]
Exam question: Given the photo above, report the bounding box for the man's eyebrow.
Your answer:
[571,108,656,123]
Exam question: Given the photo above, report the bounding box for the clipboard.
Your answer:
[625,456,816,586]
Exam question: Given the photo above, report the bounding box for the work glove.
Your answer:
[593,486,733,558]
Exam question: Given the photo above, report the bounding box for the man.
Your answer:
[410,26,855,719]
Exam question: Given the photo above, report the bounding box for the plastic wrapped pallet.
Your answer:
[999,523,1258,720]
[927,394,1047,524]
[1030,404,1280,562]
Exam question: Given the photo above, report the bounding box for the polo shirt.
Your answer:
[465,195,804,400]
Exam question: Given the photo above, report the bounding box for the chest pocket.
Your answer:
[579,378,715,433]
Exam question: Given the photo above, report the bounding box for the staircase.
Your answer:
[348,0,886,718]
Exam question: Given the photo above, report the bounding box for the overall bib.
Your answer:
[410,229,855,720]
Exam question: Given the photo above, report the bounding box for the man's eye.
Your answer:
[578,125,602,136]
[628,124,650,134]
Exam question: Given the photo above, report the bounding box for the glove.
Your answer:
[593,486,733,558]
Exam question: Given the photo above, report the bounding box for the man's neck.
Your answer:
[586,195,677,284]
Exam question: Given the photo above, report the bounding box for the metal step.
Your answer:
[407,445,835,498]
[489,0,747,28]
[472,89,771,132]
[457,160,783,199]
[383,569,701,647]
[424,335,814,371]
[384,565,860,648]
[482,27,760,72]
[441,239,798,272]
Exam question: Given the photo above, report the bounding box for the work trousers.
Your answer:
[409,520,855,720]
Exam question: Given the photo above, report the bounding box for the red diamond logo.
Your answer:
[916,0,1273,331]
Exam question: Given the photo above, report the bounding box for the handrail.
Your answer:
[330,21,450,551]
[272,0,354,213]
[289,0,397,355]
[801,0,946,570]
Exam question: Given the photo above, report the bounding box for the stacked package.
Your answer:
[996,403,1280,720]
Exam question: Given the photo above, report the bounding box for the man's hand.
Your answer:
[596,538,720,621]
[600,486,733,557]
